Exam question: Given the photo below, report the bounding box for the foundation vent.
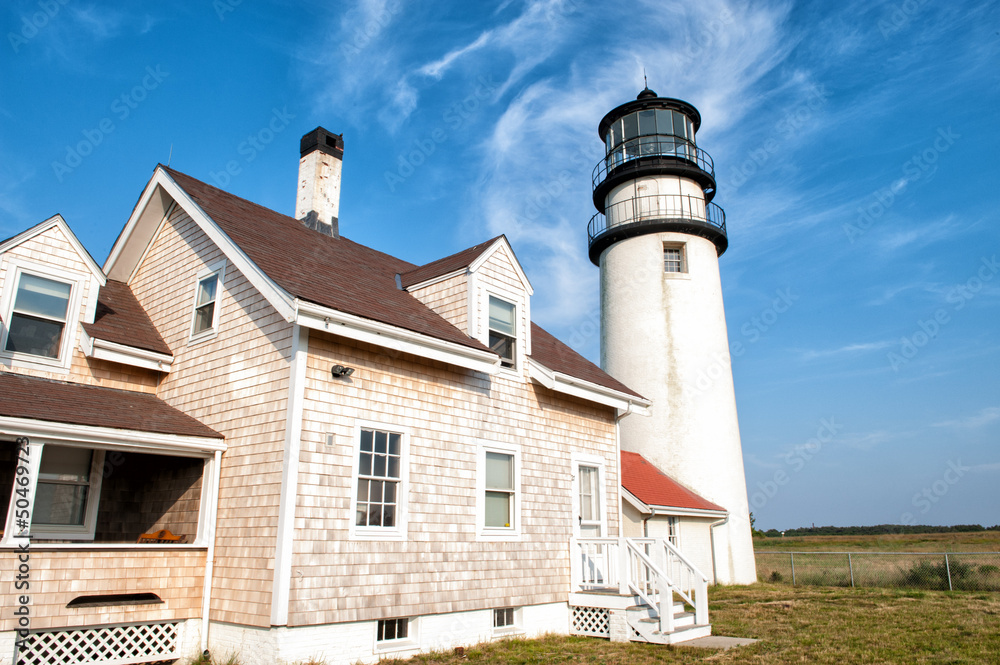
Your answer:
[15,621,178,665]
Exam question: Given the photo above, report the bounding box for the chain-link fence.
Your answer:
[755,551,1000,591]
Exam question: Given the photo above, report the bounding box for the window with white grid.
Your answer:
[664,244,686,273]
[351,423,408,540]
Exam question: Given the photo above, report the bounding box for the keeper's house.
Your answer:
[0,126,733,665]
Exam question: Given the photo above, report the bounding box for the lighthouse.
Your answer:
[590,87,756,583]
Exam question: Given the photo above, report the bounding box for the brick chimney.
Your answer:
[296,127,344,238]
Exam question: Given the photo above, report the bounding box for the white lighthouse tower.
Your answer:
[590,87,756,583]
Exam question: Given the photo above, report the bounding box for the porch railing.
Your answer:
[571,537,709,632]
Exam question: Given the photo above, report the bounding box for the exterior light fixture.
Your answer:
[331,364,355,378]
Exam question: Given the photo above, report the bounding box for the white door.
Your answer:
[577,464,602,537]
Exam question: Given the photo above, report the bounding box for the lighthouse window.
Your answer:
[664,245,686,273]
[488,295,517,369]
[622,113,638,141]
[638,109,656,135]
[656,109,673,135]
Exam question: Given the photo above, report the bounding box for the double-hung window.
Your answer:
[663,245,686,273]
[478,442,520,539]
[352,424,407,539]
[31,445,104,540]
[488,296,517,369]
[189,261,225,341]
[4,273,72,359]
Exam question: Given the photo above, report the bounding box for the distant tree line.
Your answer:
[759,524,1000,537]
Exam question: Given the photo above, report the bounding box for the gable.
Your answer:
[104,167,499,375]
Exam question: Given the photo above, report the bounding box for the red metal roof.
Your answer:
[621,450,724,512]
[83,280,172,355]
[0,372,222,439]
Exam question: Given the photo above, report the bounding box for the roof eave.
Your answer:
[620,488,727,518]
[79,328,173,373]
[527,357,651,412]
[0,415,225,455]
[295,299,500,375]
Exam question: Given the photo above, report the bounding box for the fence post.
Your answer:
[848,553,855,588]
[945,554,953,592]
[790,552,796,586]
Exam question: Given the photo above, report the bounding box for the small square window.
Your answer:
[488,295,517,369]
[664,245,686,273]
[494,608,516,628]
[377,618,409,642]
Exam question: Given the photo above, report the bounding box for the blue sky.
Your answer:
[2,0,998,531]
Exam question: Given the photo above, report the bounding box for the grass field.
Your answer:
[753,530,1000,552]
[368,584,1000,665]
[200,583,1000,665]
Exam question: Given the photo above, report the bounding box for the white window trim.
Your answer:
[187,260,226,345]
[348,420,409,541]
[476,439,521,541]
[663,242,691,280]
[0,258,89,374]
[571,453,609,539]
[491,606,524,638]
[1,440,217,548]
[373,616,419,654]
[482,289,525,379]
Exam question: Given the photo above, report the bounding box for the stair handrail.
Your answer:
[659,538,710,626]
[624,539,675,633]
[625,538,709,631]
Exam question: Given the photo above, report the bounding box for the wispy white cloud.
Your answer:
[933,406,1000,429]
[418,31,493,79]
[798,341,894,361]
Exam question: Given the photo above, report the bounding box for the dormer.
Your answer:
[401,236,533,378]
[0,215,105,374]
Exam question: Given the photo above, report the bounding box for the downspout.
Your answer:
[201,449,223,652]
[709,514,729,585]
[613,404,635,538]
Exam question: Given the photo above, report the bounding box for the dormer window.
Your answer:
[189,261,225,342]
[488,296,516,369]
[3,272,72,359]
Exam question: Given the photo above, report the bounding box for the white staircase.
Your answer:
[569,537,711,645]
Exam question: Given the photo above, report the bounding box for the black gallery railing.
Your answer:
[592,138,716,191]
[588,194,726,245]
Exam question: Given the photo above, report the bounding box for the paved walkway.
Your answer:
[680,635,759,649]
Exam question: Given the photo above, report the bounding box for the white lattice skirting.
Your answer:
[570,607,610,638]
[14,621,179,665]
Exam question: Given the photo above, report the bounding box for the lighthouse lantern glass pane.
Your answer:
[638,110,656,136]
[622,113,638,140]
[611,121,622,148]
[672,111,687,139]
[655,109,673,136]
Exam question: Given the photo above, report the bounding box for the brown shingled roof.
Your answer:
[399,236,503,288]
[528,322,645,399]
[83,280,171,356]
[621,451,725,512]
[0,372,222,439]
[163,167,490,354]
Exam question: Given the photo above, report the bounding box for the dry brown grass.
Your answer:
[753,530,1000,552]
